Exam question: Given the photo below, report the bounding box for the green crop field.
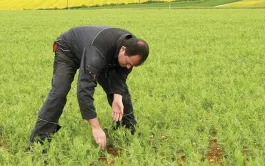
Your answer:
[0,7,265,166]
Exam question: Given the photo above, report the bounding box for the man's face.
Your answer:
[118,46,141,69]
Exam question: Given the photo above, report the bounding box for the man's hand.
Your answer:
[112,94,124,122]
[92,127,106,150]
[88,118,106,150]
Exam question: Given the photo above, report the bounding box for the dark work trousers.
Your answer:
[30,48,136,143]
[29,48,79,143]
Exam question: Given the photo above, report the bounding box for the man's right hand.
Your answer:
[88,118,106,150]
[92,127,106,150]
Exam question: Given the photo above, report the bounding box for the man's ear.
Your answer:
[121,46,126,52]
[118,46,126,58]
[119,46,126,56]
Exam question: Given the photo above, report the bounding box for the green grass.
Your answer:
[0,8,265,165]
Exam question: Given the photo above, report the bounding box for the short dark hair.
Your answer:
[122,38,149,66]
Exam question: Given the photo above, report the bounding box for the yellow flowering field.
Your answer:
[0,0,173,10]
[218,0,265,7]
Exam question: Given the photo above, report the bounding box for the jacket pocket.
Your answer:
[86,65,98,81]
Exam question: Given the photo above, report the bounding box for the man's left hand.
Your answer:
[112,94,124,121]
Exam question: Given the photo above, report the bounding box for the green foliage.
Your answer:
[0,8,265,165]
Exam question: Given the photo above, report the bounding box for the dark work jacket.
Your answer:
[56,26,135,120]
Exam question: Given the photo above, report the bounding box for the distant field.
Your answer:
[0,0,239,10]
[217,0,265,7]
[2,0,265,10]
[0,0,171,10]
[0,8,265,165]
[82,0,240,9]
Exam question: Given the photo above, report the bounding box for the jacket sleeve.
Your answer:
[77,45,106,120]
[108,67,132,95]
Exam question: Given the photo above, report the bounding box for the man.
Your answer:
[29,26,149,150]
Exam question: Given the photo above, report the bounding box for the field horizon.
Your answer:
[3,0,265,10]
